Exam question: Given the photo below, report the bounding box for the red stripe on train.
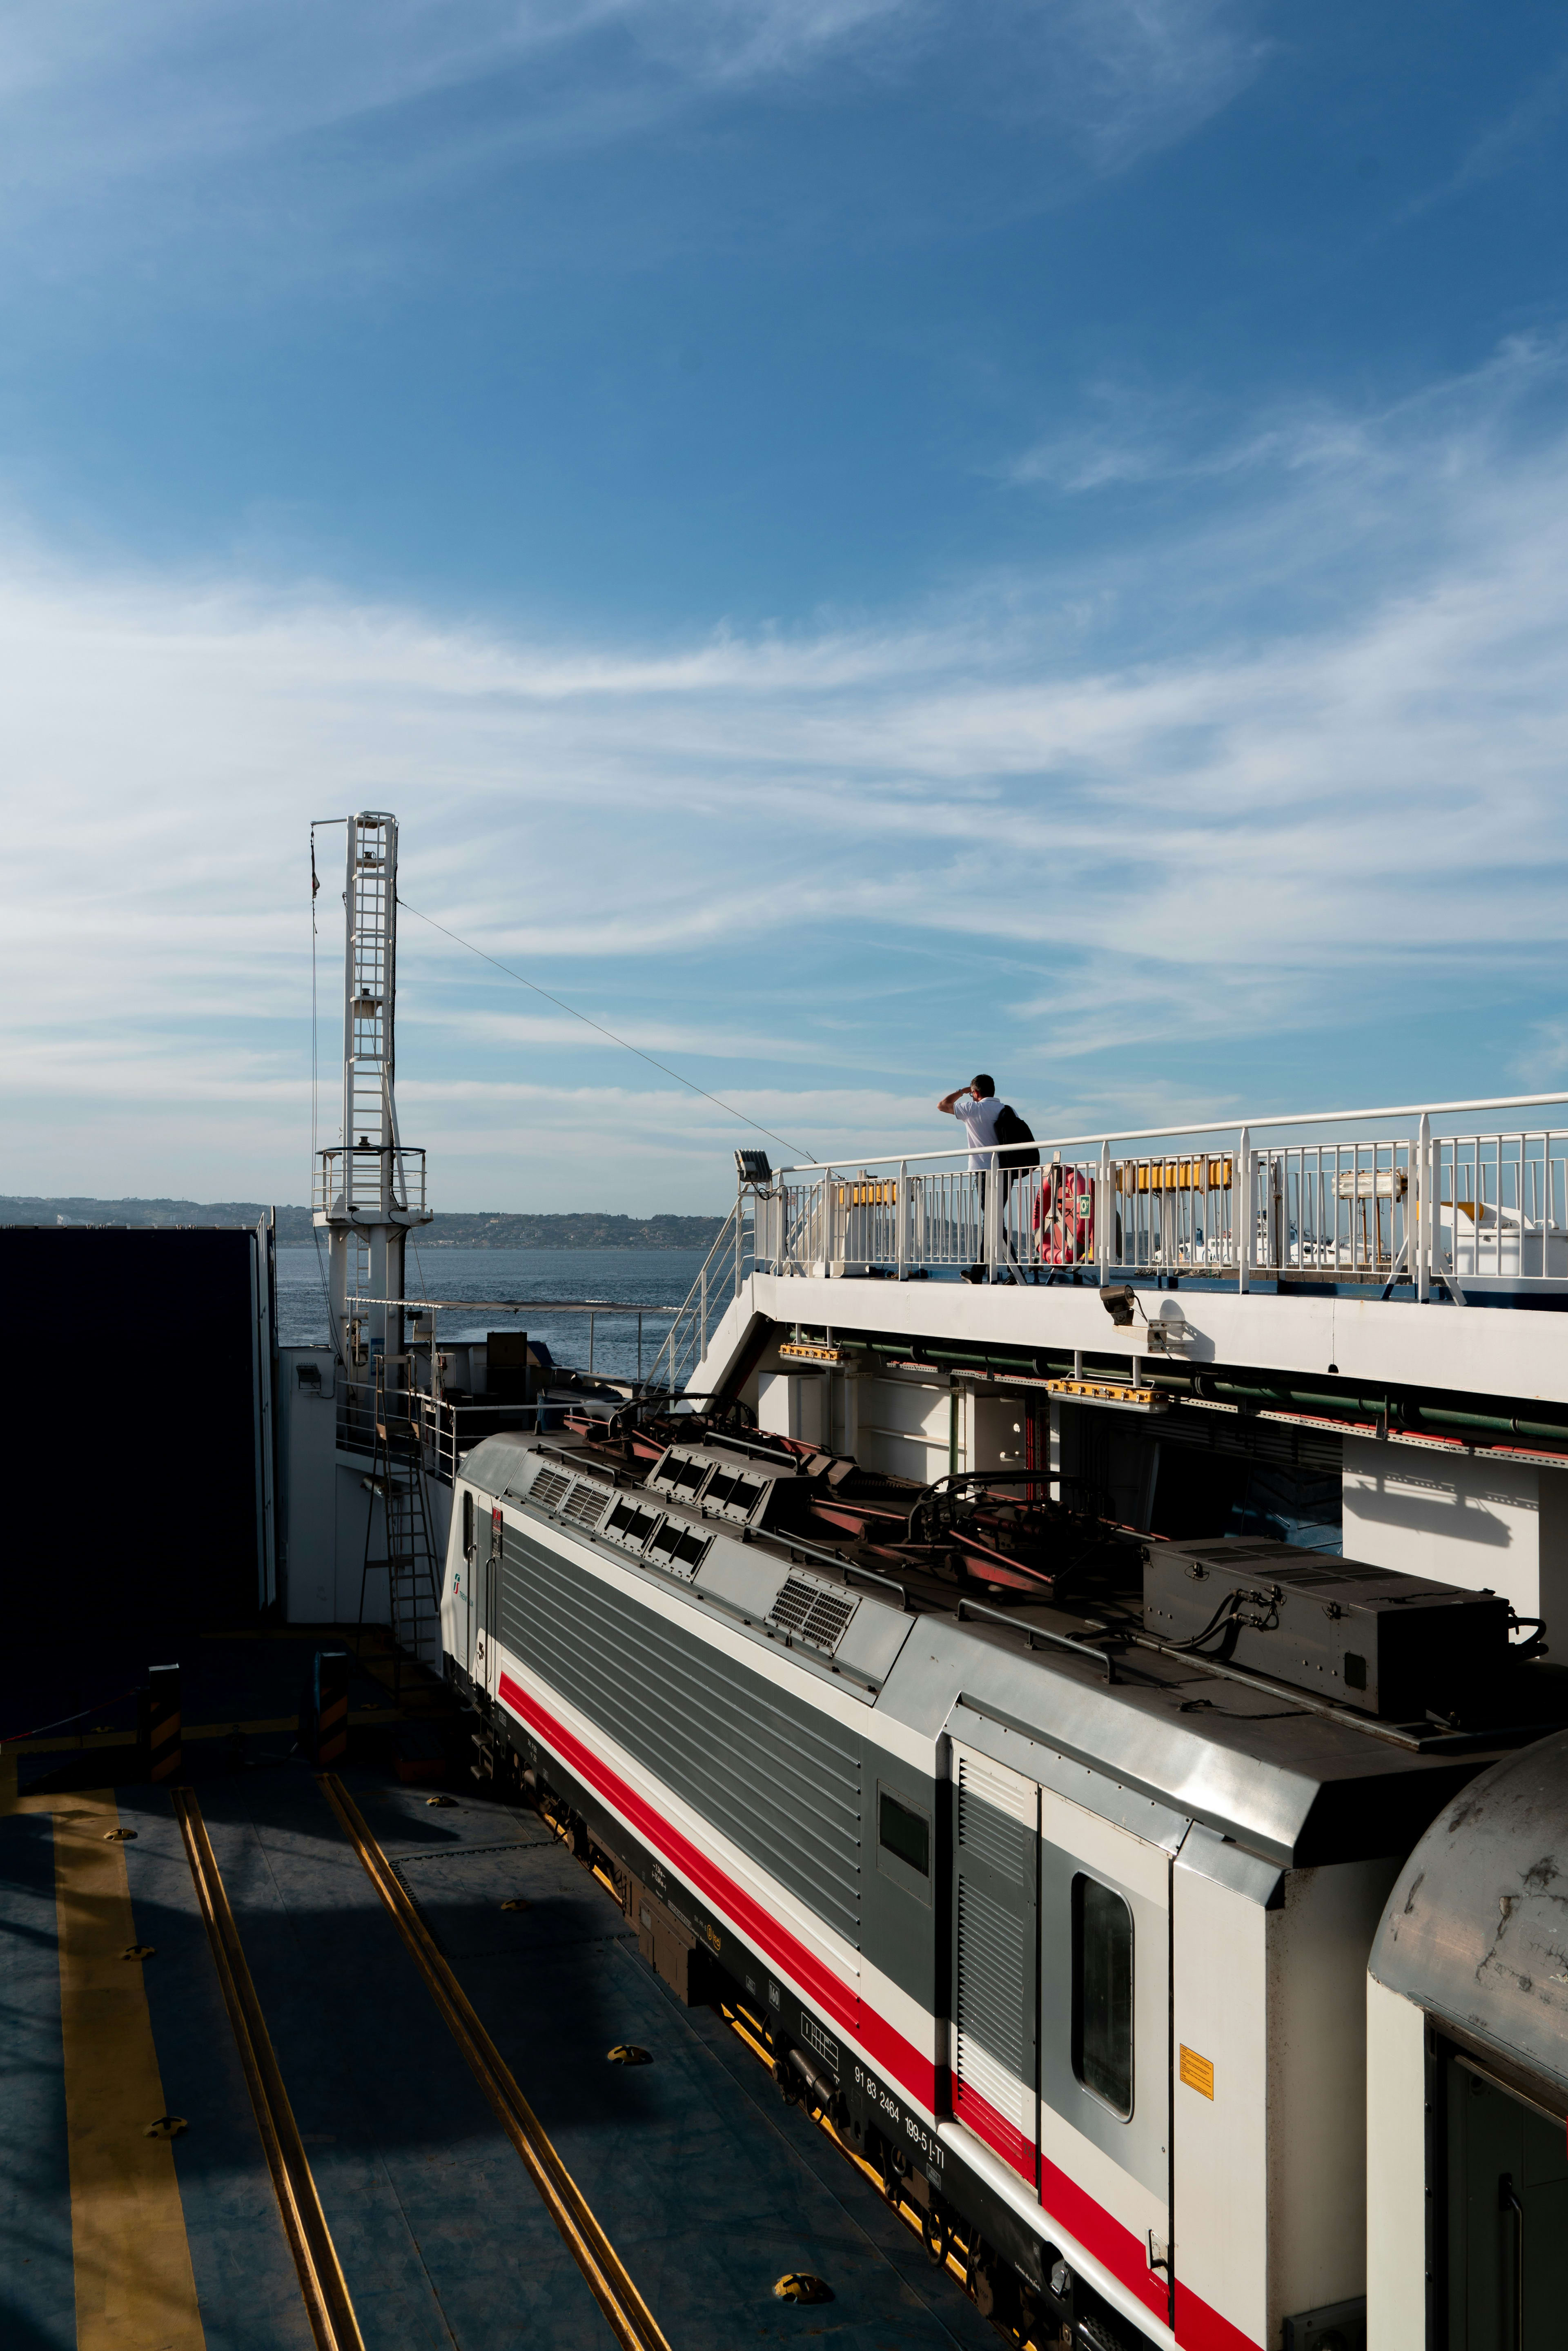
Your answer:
[499,1674,935,2107]
[950,2075,1036,2184]
[500,1671,1263,2351]
[1174,2288,1264,2351]
[1038,2150,1169,2325]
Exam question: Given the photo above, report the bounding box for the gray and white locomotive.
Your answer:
[439,1400,1564,2351]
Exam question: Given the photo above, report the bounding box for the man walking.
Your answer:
[938,1074,1007,1282]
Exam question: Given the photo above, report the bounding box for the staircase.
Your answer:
[648,1202,753,1397]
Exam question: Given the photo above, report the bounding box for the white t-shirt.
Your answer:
[951,1093,1006,1170]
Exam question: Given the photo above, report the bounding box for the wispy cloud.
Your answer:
[1400,50,1568,221]
[1004,331,1568,498]
[7,330,1568,1203]
[1017,0,1265,172]
[0,0,1264,289]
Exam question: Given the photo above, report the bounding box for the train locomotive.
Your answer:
[439,1395,1566,2351]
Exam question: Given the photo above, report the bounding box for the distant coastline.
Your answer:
[0,1197,725,1250]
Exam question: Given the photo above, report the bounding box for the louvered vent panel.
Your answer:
[561,1481,610,1530]
[957,1756,1036,1883]
[499,1526,862,1942]
[768,1576,858,1655]
[531,1469,571,1512]
[953,2029,1031,2133]
[956,1877,1027,2078]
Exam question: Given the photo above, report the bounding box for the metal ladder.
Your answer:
[358,1355,441,1697]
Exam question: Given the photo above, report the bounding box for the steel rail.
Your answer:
[316,1774,673,2351]
[170,1789,365,2351]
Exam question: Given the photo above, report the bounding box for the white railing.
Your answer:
[648,1201,756,1393]
[746,1094,1568,1302]
[314,1143,428,1220]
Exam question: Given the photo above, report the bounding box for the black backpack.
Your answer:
[992,1102,1040,1170]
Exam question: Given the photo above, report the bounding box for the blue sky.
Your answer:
[4,0,1568,1210]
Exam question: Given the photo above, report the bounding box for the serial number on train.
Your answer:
[852,2066,945,2169]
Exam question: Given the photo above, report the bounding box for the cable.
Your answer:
[310,829,319,1167]
[396,894,809,1160]
[310,818,347,1165]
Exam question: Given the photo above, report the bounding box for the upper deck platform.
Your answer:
[666,1090,1568,1421]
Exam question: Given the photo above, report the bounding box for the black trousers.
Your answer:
[973,1169,1016,1268]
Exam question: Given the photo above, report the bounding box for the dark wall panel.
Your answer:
[3,1229,260,1651]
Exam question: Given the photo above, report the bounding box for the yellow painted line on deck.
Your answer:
[52,1788,207,2351]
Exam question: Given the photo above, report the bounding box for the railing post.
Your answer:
[1267,1151,1281,1270]
[897,1161,908,1280]
[1098,1141,1112,1284]
[1237,1126,1251,1292]
[1416,1111,1431,1302]
[986,1148,1000,1281]
[734,1182,744,1300]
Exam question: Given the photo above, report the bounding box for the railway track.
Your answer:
[523,1777,1047,2351]
[150,1765,1000,2351]
[316,1772,673,2351]
[172,1789,366,2351]
[170,1778,671,2351]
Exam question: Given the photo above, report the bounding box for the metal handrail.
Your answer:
[646,1201,749,1394]
[751,1104,1568,1302]
[770,1090,1568,1177]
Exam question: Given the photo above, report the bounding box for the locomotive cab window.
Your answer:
[1072,1874,1133,2117]
[876,1787,931,1901]
[462,1490,474,1556]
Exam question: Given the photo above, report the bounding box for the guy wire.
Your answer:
[310,828,320,1167]
[397,894,809,1160]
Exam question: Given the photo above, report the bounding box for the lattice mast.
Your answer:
[314,811,432,1365]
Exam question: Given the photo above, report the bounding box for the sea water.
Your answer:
[274,1243,708,1383]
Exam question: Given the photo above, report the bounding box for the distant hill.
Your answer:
[418,1212,724,1250]
[0,1192,313,1237]
[0,1197,723,1250]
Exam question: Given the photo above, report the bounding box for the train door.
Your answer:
[1446,2055,1568,2349]
[950,1742,1040,2185]
[1038,1787,1173,2334]
[473,1502,502,1696]
[457,1487,477,1680]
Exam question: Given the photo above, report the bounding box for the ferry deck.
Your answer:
[2,1621,998,2351]
[9,812,1568,2350]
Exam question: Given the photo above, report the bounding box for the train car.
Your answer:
[1367,1728,1568,2351]
[439,1412,1562,2351]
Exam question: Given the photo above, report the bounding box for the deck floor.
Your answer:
[1,1641,994,2351]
